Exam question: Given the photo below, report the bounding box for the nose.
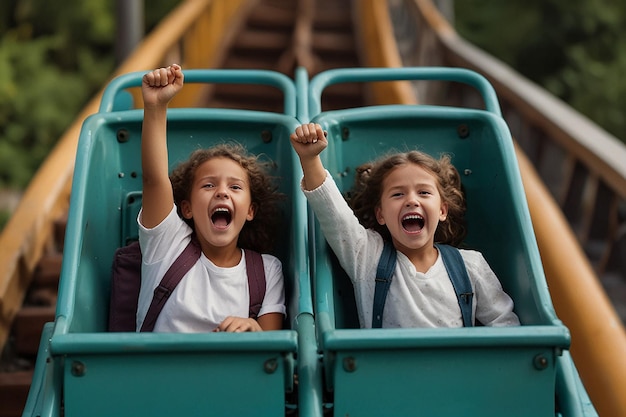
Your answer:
[406,192,419,207]
[405,192,419,207]
[215,185,230,199]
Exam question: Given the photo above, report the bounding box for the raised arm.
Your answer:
[140,65,184,228]
[289,123,328,190]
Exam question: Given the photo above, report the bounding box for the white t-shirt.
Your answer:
[136,206,286,332]
[303,172,520,328]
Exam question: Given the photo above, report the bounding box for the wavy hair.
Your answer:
[169,143,285,253]
[349,150,467,246]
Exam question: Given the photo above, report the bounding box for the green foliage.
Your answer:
[0,0,116,188]
[455,0,626,141]
[0,35,101,187]
[0,0,180,189]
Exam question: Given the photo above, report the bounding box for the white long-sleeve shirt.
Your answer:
[303,172,520,328]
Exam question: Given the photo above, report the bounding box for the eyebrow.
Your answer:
[387,182,437,191]
[197,175,247,184]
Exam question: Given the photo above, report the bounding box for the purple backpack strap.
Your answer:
[244,249,266,319]
[140,238,201,332]
[109,241,143,332]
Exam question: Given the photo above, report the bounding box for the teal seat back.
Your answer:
[305,67,570,417]
[67,109,303,330]
[312,105,558,329]
[49,70,307,417]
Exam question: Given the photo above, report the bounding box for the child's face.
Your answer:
[375,163,448,253]
[181,157,255,249]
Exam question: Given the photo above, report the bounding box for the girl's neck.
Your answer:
[401,244,439,274]
[201,243,242,267]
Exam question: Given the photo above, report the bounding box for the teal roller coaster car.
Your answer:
[22,67,596,417]
[301,67,596,417]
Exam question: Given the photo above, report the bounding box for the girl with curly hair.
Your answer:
[291,123,519,328]
[137,64,285,332]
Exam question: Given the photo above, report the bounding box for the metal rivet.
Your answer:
[343,357,357,372]
[117,128,130,143]
[261,130,272,143]
[533,354,549,370]
[264,358,278,374]
[342,127,350,141]
[457,124,470,139]
[464,169,472,176]
[71,361,86,377]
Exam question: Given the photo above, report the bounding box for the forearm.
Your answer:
[304,174,377,281]
[140,105,174,227]
[299,155,327,191]
[141,106,169,184]
[257,312,284,330]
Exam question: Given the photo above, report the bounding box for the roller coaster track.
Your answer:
[0,1,624,416]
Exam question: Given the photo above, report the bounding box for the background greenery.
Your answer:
[0,0,624,229]
[0,0,178,190]
[455,0,626,142]
[0,0,178,229]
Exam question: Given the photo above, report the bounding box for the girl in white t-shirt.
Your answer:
[137,64,286,332]
[290,123,519,328]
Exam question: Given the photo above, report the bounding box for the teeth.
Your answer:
[211,207,232,227]
[403,214,423,220]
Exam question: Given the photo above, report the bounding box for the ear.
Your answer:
[246,203,256,221]
[181,200,193,219]
[439,202,449,222]
[375,205,386,225]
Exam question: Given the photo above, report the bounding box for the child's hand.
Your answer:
[214,316,262,332]
[141,64,184,108]
[290,123,328,159]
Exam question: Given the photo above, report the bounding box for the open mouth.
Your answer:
[402,214,424,233]
[211,207,232,228]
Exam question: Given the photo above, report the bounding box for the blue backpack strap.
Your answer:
[372,240,397,328]
[435,243,474,327]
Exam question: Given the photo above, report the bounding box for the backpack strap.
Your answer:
[109,241,143,332]
[243,249,266,319]
[372,242,474,328]
[435,244,474,327]
[140,241,267,332]
[140,238,201,332]
[372,240,397,328]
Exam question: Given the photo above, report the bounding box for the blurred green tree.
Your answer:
[455,0,626,141]
[0,0,178,229]
[0,0,179,189]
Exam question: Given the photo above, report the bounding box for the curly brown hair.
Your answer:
[349,150,467,246]
[169,143,285,253]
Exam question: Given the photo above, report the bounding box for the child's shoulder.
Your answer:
[457,247,487,264]
[457,248,495,277]
[457,247,483,256]
[246,251,283,271]
[259,252,281,264]
[257,253,283,279]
